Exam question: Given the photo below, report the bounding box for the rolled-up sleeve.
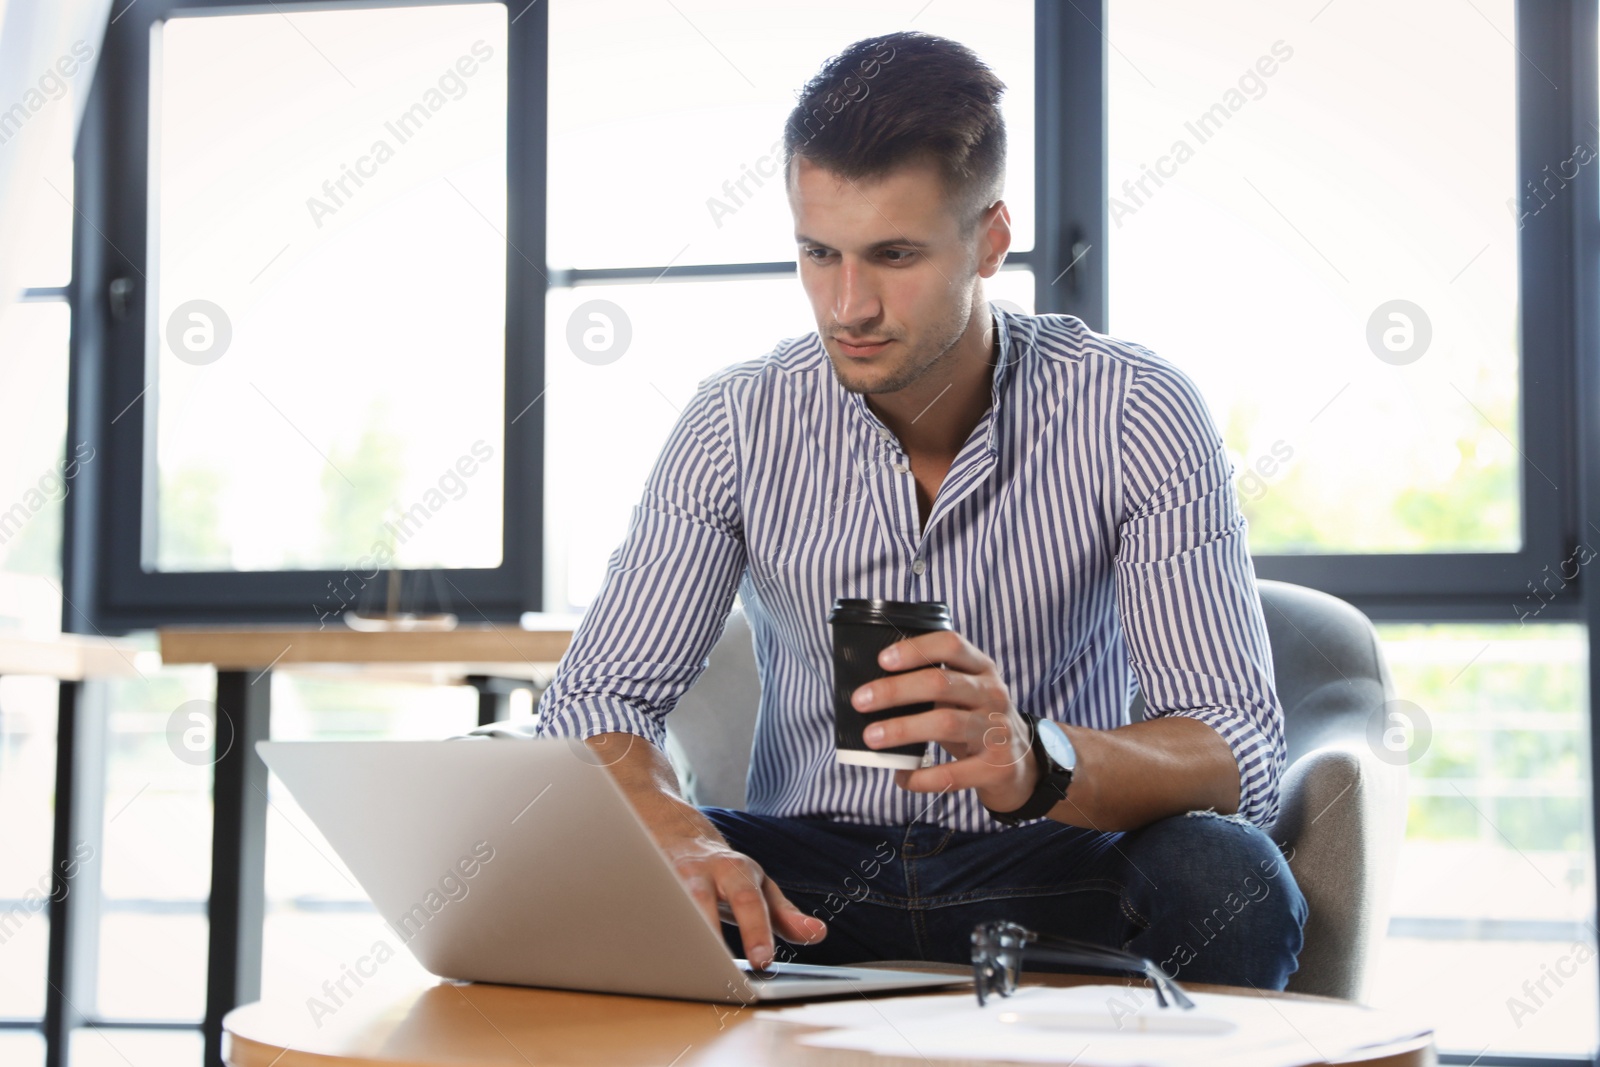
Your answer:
[1113,360,1286,826]
[536,376,747,749]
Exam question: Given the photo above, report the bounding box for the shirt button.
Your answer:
[877,427,893,441]
[894,461,909,474]
[911,559,926,576]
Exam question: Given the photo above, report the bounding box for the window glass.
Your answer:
[96,667,215,1022]
[547,0,1035,269]
[147,4,508,572]
[1107,0,1519,553]
[68,1027,201,1067]
[543,268,1033,613]
[0,677,58,1020]
[1371,622,1594,1058]
[11,152,74,290]
[0,1032,43,1067]
[0,301,71,633]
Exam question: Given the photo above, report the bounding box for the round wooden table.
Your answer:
[223,968,1436,1066]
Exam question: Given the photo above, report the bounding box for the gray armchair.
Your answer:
[661,579,1407,1002]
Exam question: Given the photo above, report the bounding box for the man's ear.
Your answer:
[976,200,1011,279]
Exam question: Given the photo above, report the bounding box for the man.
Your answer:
[537,30,1306,988]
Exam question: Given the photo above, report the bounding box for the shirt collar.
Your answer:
[984,300,1018,455]
[843,300,1020,457]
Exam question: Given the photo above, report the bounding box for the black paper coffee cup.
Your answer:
[829,597,954,770]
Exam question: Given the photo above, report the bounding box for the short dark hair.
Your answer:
[783,31,1007,236]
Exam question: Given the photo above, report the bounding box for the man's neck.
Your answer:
[866,307,997,460]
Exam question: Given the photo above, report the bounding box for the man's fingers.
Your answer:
[865,704,998,752]
[895,749,1025,793]
[855,666,988,716]
[676,848,823,968]
[682,872,724,934]
[716,860,778,968]
[764,879,827,945]
[880,629,990,675]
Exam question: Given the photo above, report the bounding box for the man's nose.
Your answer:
[833,258,881,327]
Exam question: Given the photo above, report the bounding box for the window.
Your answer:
[74,0,542,628]
[1099,0,1569,611]
[0,300,73,620]
[543,0,1037,612]
[0,65,75,1067]
[1099,2,1596,1060]
[1368,622,1595,1057]
[95,668,211,1033]
[147,5,507,573]
[0,678,57,1067]
[1107,1,1521,557]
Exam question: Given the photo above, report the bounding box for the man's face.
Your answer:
[788,156,991,396]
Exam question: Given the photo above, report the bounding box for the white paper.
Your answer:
[766,984,1430,1067]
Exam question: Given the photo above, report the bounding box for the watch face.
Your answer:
[1038,719,1076,772]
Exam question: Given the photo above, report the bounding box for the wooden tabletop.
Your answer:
[223,969,1436,1067]
[0,632,153,680]
[158,623,574,671]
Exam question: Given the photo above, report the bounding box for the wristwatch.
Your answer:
[985,714,1076,826]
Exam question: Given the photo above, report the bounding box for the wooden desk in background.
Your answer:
[159,623,574,719]
[223,969,1437,1067]
[0,631,152,681]
[157,621,576,1067]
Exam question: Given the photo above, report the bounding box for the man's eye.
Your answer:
[803,248,832,261]
[882,250,915,264]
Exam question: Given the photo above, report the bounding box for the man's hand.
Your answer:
[582,732,826,969]
[852,630,1040,814]
[656,829,827,969]
[854,634,1249,831]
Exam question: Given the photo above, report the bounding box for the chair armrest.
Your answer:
[1266,744,1407,1002]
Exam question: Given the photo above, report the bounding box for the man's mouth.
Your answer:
[835,337,893,358]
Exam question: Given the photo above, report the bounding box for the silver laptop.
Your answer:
[256,738,967,1003]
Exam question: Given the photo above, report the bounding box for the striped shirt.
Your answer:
[537,304,1286,831]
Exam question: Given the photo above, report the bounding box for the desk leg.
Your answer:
[202,669,270,1067]
[466,674,533,726]
[43,679,106,1067]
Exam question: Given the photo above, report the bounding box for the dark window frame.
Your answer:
[1041,2,1580,626]
[70,0,1580,632]
[65,0,547,632]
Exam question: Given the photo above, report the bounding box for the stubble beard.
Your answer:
[827,305,971,397]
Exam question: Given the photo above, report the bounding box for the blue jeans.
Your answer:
[702,806,1308,991]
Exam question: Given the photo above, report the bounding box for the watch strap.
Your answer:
[985,713,1069,826]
